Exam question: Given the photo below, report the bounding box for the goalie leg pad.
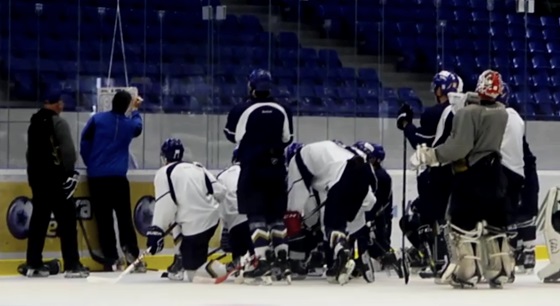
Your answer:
[441,222,483,287]
[481,226,515,287]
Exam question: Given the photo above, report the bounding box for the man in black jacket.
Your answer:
[25,93,88,278]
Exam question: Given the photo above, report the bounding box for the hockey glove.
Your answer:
[146,226,165,255]
[284,211,303,238]
[396,104,413,130]
[62,171,80,200]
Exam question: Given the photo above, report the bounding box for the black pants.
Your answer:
[448,155,507,231]
[237,161,287,219]
[502,167,524,227]
[228,221,254,259]
[27,178,80,270]
[323,156,371,232]
[88,176,139,261]
[181,223,218,270]
[415,166,453,225]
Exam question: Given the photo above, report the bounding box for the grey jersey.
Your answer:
[435,102,508,166]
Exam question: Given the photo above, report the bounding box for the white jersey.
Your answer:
[216,164,248,230]
[501,107,525,177]
[151,161,226,236]
[287,140,376,218]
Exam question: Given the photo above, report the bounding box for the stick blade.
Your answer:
[86,276,118,284]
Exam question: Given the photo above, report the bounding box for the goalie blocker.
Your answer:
[538,187,560,282]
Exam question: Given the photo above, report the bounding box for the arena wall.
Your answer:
[1,110,560,170]
[0,169,552,275]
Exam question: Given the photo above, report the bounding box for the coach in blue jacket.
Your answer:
[80,90,146,272]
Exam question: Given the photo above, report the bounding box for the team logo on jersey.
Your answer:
[6,196,92,239]
[134,196,155,237]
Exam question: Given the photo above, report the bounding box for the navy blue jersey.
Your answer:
[404,102,454,148]
[373,166,392,216]
[224,98,293,163]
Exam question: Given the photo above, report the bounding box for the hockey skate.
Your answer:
[405,247,428,273]
[64,263,90,278]
[161,254,183,280]
[124,248,147,273]
[18,259,61,277]
[25,265,50,278]
[515,248,535,274]
[326,248,355,285]
[243,252,273,285]
[271,250,292,284]
[289,260,308,280]
[378,249,404,279]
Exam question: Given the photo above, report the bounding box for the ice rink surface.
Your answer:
[0,263,558,306]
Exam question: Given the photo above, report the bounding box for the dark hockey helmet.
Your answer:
[431,70,460,96]
[331,139,344,146]
[161,138,184,163]
[353,141,376,159]
[371,143,386,162]
[285,142,304,163]
[248,68,273,92]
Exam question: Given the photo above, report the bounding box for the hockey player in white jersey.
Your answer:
[285,140,376,285]
[216,148,255,270]
[495,84,539,273]
[146,138,229,282]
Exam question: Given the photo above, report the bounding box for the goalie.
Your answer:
[412,70,513,289]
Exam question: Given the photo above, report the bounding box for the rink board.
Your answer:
[0,169,554,275]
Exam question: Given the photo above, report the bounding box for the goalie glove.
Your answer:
[284,211,303,238]
[62,171,79,200]
[410,144,439,169]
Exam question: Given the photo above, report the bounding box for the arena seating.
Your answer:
[271,0,560,119]
[0,0,553,119]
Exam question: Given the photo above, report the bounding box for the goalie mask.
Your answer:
[476,70,504,101]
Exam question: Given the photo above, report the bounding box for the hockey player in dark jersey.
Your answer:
[223,68,294,284]
[412,70,512,289]
[497,84,539,273]
[397,71,460,277]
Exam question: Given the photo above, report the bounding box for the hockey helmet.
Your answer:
[161,138,184,163]
[476,70,504,100]
[353,141,376,160]
[331,139,344,146]
[431,70,460,96]
[371,143,386,162]
[248,68,273,92]
[285,142,304,163]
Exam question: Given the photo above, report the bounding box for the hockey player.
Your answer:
[216,147,255,269]
[146,138,228,282]
[223,68,293,283]
[497,84,539,273]
[355,142,401,273]
[285,140,376,284]
[397,71,461,276]
[412,70,512,289]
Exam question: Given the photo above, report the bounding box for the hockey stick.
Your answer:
[401,134,410,284]
[87,223,177,284]
[78,217,112,266]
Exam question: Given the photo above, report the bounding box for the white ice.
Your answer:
[0,262,557,306]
